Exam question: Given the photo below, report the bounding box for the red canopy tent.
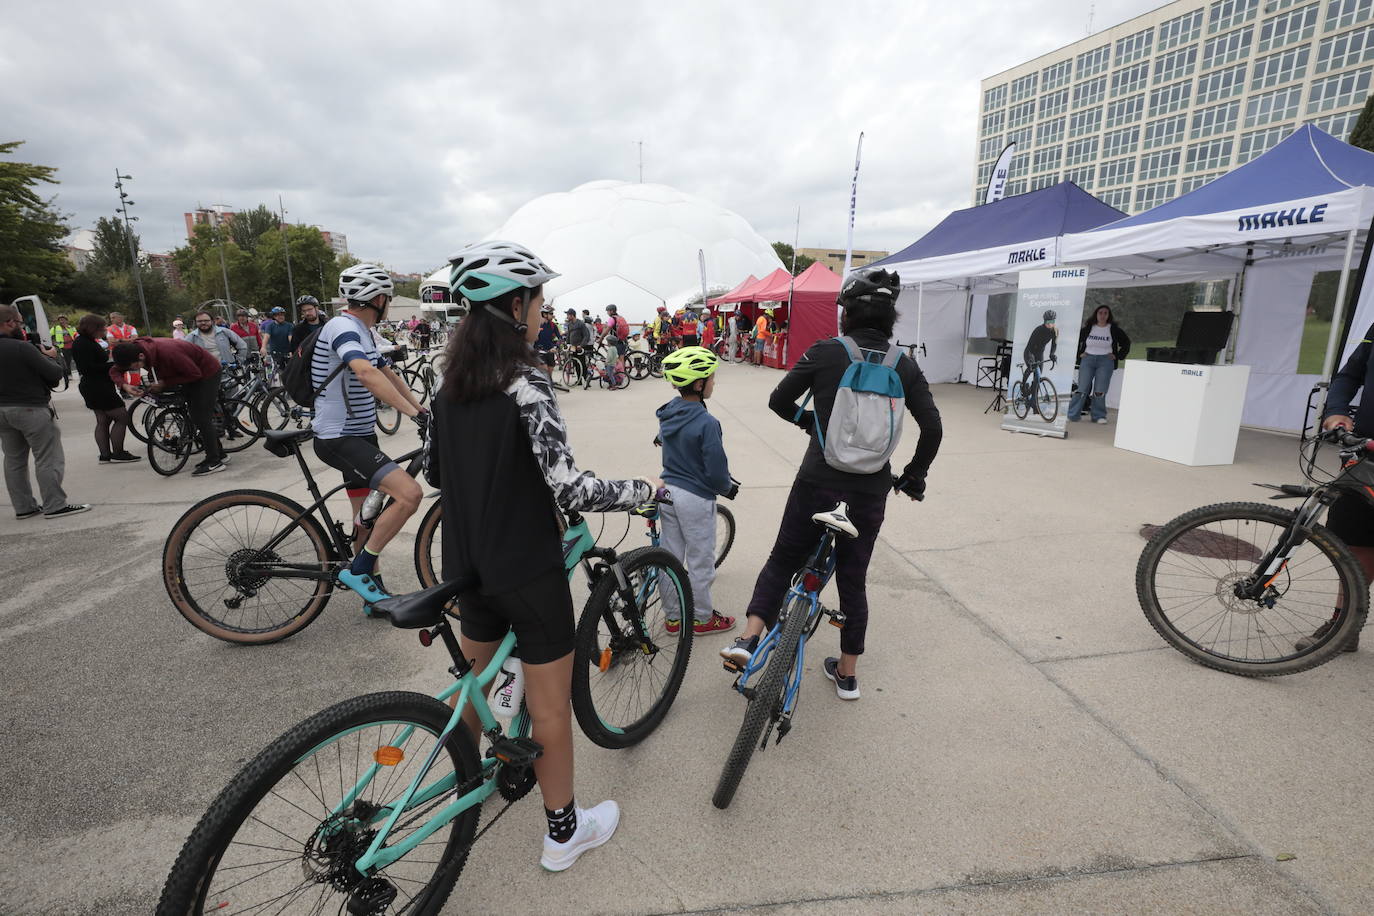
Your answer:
[706,274,758,308]
[746,262,842,368]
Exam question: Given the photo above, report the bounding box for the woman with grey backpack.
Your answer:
[719,268,943,700]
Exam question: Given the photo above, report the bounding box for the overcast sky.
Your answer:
[3,0,1151,274]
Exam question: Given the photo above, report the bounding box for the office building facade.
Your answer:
[976,0,1374,213]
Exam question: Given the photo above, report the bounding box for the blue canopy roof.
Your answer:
[872,181,1125,266]
[1090,125,1374,231]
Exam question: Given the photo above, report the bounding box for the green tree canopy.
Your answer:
[252,224,341,309]
[771,242,816,276]
[229,204,281,254]
[87,215,138,275]
[1348,92,1374,152]
[0,140,72,301]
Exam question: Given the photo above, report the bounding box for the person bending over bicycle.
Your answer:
[111,336,228,477]
[1297,319,1374,653]
[316,263,429,607]
[720,268,942,700]
[1020,310,1058,414]
[432,240,660,872]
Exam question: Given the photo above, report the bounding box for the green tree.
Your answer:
[87,215,139,276]
[1348,92,1374,151]
[172,223,256,309]
[771,241,816,276]
[0,141,72,301]
[251,224,339,309]
[229,204,281,254]
[394,278,420,299]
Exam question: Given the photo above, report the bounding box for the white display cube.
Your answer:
[1113,362,1251,466]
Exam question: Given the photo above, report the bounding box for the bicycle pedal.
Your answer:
[488,736,543,768]
[347,877,397,914]
[722,658,743,674]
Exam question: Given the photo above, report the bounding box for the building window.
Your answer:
[1011,151,1030,176]
[1140,147,1183,179]
[1150,80,1194,116]
[1238,123,1293,161]
[1039,88,1070,118]
[1316,24,1374,72]
[978,135,1004,160]
[1006,125,1033,147]
[1308,66,1374,111]
[1011,72,1039,102]
[1197,63,1248,101]
[1144,114,1188,148]
[1101,188,1134,211]
[1069,106,1103,136]
[1111,61,1151,96]
[983,84,1008,111]
[1076,43,1112,77]
[977,162,994,188]
[1210,0,1259,33]
[1258,3,1319,51]
[1005,179,1028,197]
[1192,100,1242,136]
[1251,44,1311,87]
[1135,180,1178,210]
[1204,25,1255,68]
[1308,108,1361,137]
[1245,84,1304,125]
[1066,165,1097,189]
[1186,137,1235,171]
[1155,45,1200,82]
[1074,75,1108,108]
[1106,93,1145,127]
[1042,59,1073,89]
[1103,125,1141,156]
[1160,9,1206,49]
[981,109,1005,135]
[1180,172,1223,192]
[1030,172,1061,190]
[1325,0,1373,33]
[1009,100,1036,128]
[1116,28,1155,64]
[1036,117,1066,145]
[1033,146,1063,172]
[1066,136,1100,164]
[1100,156,1137,185]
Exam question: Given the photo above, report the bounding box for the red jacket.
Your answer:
[109,337,220,386]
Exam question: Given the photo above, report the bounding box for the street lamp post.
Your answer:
[114,169,150,330]
[211,204,233,307]
[279,194,296,320]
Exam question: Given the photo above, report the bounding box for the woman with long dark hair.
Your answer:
[430,241,659,872]
[1067,304,1131,424]
[71,314,140,463]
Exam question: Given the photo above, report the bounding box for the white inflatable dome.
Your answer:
[425,181,784,325]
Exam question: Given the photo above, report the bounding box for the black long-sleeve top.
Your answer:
[1327,322,1374,436]
[71,334,114,380]
[1024,323,1058,366]
[768,329,942,495]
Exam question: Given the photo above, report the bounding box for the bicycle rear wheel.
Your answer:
[1136,501,1368,676]
[572,546,694,749]
[219,397,261,453]
[147,407,194,477]
[714,504,736,568]
[627,352,650,380]
[403,367,431,404]
[560,359,583,390]
[1010,382,1029,419]
[713,592,809,809]
[127,398,153,444]
[1035,378,1058,423]
[158,691,481,916]
[163,489,337,644]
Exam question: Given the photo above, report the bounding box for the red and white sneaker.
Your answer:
[693,612,736,635]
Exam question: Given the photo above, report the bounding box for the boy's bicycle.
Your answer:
[158,539,691,913]
[1136,427,1374,676]
[712,501,855,809]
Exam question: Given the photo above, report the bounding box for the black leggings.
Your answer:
[92,406,129,457]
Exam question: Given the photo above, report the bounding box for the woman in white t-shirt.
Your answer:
[1068,305,1131,424]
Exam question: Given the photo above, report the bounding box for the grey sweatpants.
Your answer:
[659,485,717,622]
[0,404,68,515]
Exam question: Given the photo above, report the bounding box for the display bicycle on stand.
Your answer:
[1009,357,1058,423]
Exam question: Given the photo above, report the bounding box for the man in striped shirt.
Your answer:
[311,264,428,607]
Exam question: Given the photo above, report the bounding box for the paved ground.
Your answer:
[1,362,1370,915]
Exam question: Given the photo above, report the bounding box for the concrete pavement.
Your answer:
[0,362,1366,914]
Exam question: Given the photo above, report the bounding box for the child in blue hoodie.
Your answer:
[656,346,737,634]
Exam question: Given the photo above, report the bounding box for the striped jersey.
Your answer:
[310,314,389,438]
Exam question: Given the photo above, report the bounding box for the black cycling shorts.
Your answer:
[457,566,574,665]
[313,434,400,492]
[1326,491,1374,548]
[538,349,556,367]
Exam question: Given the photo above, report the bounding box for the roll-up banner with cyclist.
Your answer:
[1001,266,1088,439]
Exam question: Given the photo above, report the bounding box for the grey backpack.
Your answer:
[803,337,905,474]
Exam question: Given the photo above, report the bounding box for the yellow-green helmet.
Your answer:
[661,346,719,388]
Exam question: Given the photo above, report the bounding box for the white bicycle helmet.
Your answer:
[338,263,394,305]
[447,240,560,304]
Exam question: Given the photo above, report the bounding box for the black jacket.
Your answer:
[1327,322,1374,436]
[0,336,62,407]
[1075,322,1132,367]
[769,330,942,495]
[289,319,323,353]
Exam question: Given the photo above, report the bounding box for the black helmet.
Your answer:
[606,304,618,313]
[296,295,319,307]
[1043,310,1057,321]
[839,268,900,307]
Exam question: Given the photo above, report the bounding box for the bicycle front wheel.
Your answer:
[147,407,194,477]
[127,398,153,444]
[414,500,443,589]
[713,592,809,809]
[158,691,481,916]
[376,399,401,435]
[254,387,294,432]
[1035,378,1059,422]
[560,359,582,390]
[572,546,694,749]
[1137,501,1368,676]
[164,489,337,644]
[627,352,650,380]
[219,397,261,453]
[714,503,736,568]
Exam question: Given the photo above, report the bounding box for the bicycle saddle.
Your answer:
[371,577,470,629]
[262,428,315,457]
[811,503,858,539]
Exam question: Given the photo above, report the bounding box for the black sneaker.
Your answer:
[97,454,113,463]
[720,634,758,670]
[44,504,92,519]
[191,462,227,477]
[1295,617,1359,653]
[107,451,141,463]
[15,508,41,520]
[823,657,860,700]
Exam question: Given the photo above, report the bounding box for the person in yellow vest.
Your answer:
[50,314,77,388]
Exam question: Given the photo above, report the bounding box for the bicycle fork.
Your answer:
[1240,495,1327,602]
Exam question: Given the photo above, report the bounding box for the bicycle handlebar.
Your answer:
[1321,427,1374,452]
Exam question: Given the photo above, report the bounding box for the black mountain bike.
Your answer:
[1136,428,1374,676]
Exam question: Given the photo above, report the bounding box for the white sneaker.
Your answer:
[539,800,620,872]
[1094,418,1109,425]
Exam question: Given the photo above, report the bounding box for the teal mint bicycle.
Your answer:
[158,510,692,913]
[712,501,856,809]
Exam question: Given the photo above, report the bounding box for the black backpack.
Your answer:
[281,324,346,408]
